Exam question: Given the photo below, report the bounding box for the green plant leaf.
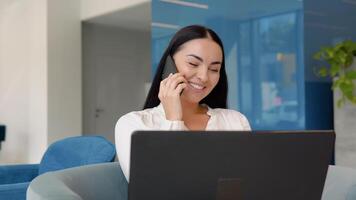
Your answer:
[313,52,322,60]
[339,82,355,101]
[326,47,335,58]
[350,41,356,51]
[337,98,344,108]
[335,42,344,50]
[332,78,342,90]
[330,64,340,76]
[318,67,328,77]
[339,51,347,64]
[339,82,352,92]
[345,54,354,67]
[328,59,339,68]
[313,40,356,107]
[344,40,356,51]
[345,71,356,80]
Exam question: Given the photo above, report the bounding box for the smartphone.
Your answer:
[162,55,184,95]
[162,55,178,80]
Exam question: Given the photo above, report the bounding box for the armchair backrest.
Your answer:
[38,136,116,175]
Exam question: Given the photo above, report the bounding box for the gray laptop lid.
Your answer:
[129,130,335,200]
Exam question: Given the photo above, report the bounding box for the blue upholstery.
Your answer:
[39,136,115,174]
[0,164,39,184]
[0,182,30,200]
[0,136,116,200]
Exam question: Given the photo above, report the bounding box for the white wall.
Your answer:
[0,0,81,164]
[334,60,356,168]
[47,0,82,144]
[0,0,146,164]
[81,0,149,21]
[0,0,48,163]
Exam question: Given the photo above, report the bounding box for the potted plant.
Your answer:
[314,40,356,107]
[314,39,356,168]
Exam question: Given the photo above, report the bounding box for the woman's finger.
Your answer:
[166,73,186,91]
[159,73,173,97]
[174,82,187,95]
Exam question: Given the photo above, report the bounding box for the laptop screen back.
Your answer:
[129,130,334,200]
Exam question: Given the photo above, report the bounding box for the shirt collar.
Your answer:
[156,103,213,116]
[156,103,165,114]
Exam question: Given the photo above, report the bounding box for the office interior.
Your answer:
[1,0,356,199]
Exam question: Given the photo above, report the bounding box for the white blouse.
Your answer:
[115,104,251,181]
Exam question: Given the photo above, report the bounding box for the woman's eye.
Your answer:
[188,62,198,67]
[209,69,219,72]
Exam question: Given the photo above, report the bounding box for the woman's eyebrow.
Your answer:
[187,54,203,62]
[187,54,222,65]
[211,61,222,65]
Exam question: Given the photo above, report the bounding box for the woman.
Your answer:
[115,25,251,181]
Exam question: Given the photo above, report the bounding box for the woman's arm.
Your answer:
[115,111,188,181]
[115,114,139,181]
[240,113,251,131]
[223,109,251,131]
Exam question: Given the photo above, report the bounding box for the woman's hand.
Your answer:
[158,73,187,121]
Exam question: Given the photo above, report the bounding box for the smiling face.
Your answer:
[172,37,223,104]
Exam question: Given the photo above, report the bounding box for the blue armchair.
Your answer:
[27,164,356,200]
[0,136,116,200]
[27,162,128,200]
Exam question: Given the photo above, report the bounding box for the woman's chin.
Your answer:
[181,92,206,104]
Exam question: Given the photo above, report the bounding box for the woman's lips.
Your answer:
[188,82,205,92]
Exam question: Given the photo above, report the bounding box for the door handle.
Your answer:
[95,108,104,118]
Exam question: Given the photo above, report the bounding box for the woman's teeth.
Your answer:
[190,82,204,90]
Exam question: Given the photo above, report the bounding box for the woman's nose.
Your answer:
[196,67,208,82]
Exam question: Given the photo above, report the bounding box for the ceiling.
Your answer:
[151,0,302,38]
[82,0,356,36]
[84,1,151,32]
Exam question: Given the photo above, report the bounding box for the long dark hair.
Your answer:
[143,25,228,109]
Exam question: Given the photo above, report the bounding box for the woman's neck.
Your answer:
[180,99,210,130]
[181,99,207,116]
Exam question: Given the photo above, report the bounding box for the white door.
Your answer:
[84,55,147,144]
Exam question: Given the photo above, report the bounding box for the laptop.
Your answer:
[128,130,335,200]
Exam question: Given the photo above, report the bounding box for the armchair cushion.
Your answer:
[0,164,39,184]
[0,182,30,200]
[322,165,356,200]
[0,136,116,200]
[38,136,116,175]
[28,162,128,200]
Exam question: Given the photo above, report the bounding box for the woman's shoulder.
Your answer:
[209,107,251,130]
[117,107,154,122]
[210,107,246,118]
[116,106,161,128]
